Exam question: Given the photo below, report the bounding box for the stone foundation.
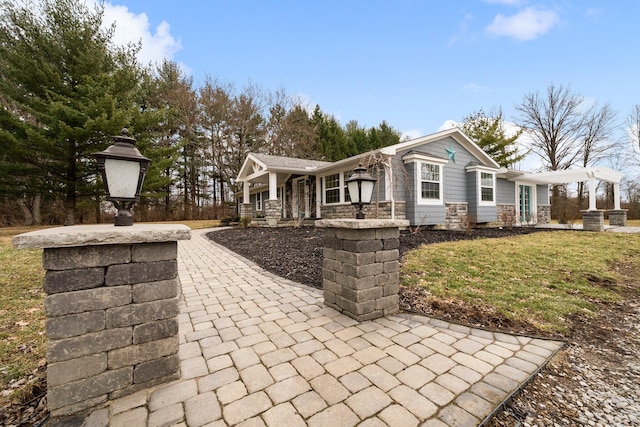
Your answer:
[320,201,406,221]
[317,219,409,321]
[608,209,628,226]
[445,202,469,230]
[581,210,605,232]
[537,204,551,224]
[13,225,190,421]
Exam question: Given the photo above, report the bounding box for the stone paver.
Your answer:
[87,229,564,426]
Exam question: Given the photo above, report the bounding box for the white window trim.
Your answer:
[404,153,447,206]
[466,165,497,207]
[322,172,351,205]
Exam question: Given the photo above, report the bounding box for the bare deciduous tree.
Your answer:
[515,83,585,172]
[576,101,618,205]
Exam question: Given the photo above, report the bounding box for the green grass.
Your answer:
[402,231,640,333]
[0,231,46,396]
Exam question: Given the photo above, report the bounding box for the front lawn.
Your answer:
[402,231,640,333]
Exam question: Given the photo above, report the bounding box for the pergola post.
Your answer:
[588,176,597,211]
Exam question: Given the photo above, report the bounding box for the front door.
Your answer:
[293,178,307,218]
[518,184,533,224]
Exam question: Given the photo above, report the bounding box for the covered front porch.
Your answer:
[237,153,331,226]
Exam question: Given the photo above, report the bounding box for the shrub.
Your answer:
[239,216,251,229]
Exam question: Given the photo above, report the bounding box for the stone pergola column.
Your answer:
[12,224,190,422]
[317,219,409,321]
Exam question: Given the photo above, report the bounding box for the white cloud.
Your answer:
[462,83,495,93]
[485,7,559,41]
[437,120,458,131]
[99,2,182,66]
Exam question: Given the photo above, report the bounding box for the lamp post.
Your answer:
[94,129,151,226]
[346,164,377,219]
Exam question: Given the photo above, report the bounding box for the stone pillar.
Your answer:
[608,209,628,227]
[12,224,190,422]
[264,199,282,227]
[240,203,253,218]
[316,219,409,322]
[581,210,605,232]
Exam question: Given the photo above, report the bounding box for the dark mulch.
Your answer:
[207,225,545,289]
[207,225,548,334]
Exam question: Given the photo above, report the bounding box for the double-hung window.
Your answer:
[255,191,263,210]
[324,173,340,204]
[403,153,446,205]
[466,165,497,206]
[421,163,441,201]
[480,172,494,203]
[343,171,351,203]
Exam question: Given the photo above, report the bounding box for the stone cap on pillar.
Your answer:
[315,219,410,229]
[13,224,191,250]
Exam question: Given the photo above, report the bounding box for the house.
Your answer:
[237,127,624,229]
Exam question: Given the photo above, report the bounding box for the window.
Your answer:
[403,153,446,205]
[480,172,494,202]
[324,174,340,204]
[255,191,263,210]
[421,163,441,200]
[343,171,351,203]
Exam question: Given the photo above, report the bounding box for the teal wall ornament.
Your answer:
[446,144,456,163]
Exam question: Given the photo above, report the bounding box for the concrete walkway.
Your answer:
[87,229,564,427]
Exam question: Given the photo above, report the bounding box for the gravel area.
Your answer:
[209,226,640,426]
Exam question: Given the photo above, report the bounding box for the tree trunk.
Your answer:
[17,199,34,226]
[32,193,42,225]
[64,189,75,226]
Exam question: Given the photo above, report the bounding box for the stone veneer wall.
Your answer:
[12,225,190,422]
[445,202,469,230]
[537,204,551,224]
[318,219,408,322]
[320,201,406,221]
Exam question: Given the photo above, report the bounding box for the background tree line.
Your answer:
[1,0,638,226]
[0,0,401,226]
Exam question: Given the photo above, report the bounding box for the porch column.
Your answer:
[243,181,250,204]
[614,182,621,210]
[268,171,278,200]
[316,175,322,218]
[588,176,597,210]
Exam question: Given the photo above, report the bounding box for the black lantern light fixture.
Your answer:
[346,164,377,219]
[94,129,151,226]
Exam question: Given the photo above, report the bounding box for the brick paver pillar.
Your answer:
[316,219,409,321]
[13,224,190,422]
[581,210,605,231]
[608,209,628,227]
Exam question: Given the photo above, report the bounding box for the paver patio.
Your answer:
[85,228,564,426]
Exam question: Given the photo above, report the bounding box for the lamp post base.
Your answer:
[114,209,134,226]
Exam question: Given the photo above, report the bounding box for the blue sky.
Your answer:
[102,0,638,142]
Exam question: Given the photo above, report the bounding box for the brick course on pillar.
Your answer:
[317,219,409,322]
[581,210,605,232]
[608,209,628,227]
[13,224,190,421]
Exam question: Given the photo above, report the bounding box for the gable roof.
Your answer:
[238,153,332,181]
[237,127,500,181]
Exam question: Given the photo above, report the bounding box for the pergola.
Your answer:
[517,166,624,211]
